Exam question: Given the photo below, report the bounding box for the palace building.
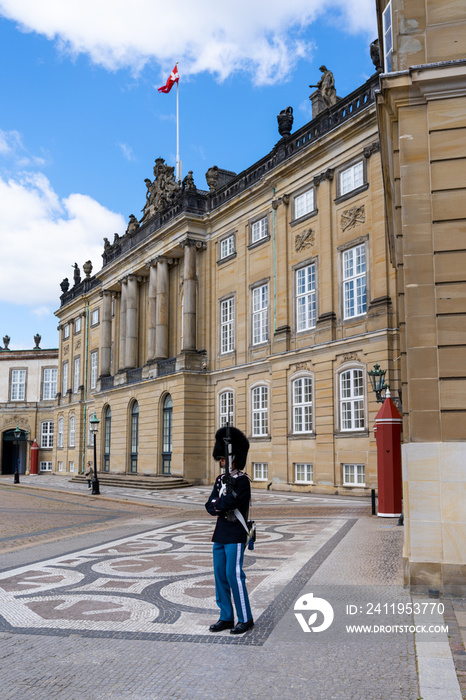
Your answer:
[53,69,399,494]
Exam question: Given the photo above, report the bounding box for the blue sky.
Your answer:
[0,1,377,350]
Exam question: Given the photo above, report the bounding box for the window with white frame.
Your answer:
[295,463,313,483]
[73,356,81,393]
[63,324,70,339]
[293,377,313,433]
[252,385,268,436]
[294,189,314,219]
[69,461,75,472]
[69,415,76,447]
[57,417,64,448]
[39,461,52,471]
[219,390,234,427]
[340,368,365,431]
[62,361,69,395]
[10,369,26,401]
[74,316,82,333]
[252,283,268,345]
[42,368,57,400]
[91,308,99,325]
[296,263,316,331]
[41,421,54,448]
[251,216,268,244]
[220,297,235,354]
[343,463,365,486]
[220,234,235,260]
[382,2,393,72]
[253,462,268,480]
[90,351,98,389]
[343,243,366,319]
[340,161,364,196]
[58,461,64,471]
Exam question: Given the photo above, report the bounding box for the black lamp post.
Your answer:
[368,363,388,403]
[90,412,100,495]
[13,425,21,484]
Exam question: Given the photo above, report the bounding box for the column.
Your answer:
[147,262,157,362]
[155,257,169,359]
[181,240,197,352]
[118,279,127,371]
[125,275,139,369]
[100,290,112,376]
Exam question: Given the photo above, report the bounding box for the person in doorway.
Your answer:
[205,426,254,635]
[84,461,93,489]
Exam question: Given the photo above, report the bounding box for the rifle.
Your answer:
[223,422,233,494]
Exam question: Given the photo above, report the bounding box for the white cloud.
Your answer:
[0,128,48,167]
[31,305,53,319]
[0,1,376,84]
[0,171,126,305]
[118,142,136,162]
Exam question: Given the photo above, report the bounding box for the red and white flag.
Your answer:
[158,64,179,93]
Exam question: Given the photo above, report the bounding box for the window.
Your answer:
[104,406,111,472]
[340,368,365,431]
[295,463,313,483]
[343,244,366,319]
[130,401,139,473]
[69,461,75,472]
[90,351,98,389]
[41,421,54,448]
[293,377,313,433]
[219,390,234,427]
[252,283,268,345]
[220,297,235,354]
[75,316,81,333]
[73,357,81,393]
[382,2,393,72]
[252,385,268,436]
[294,189,314,219]
[39,461,52,472]
[10,369,26,401]
[340,161,364,196]
[91,308,99,325]
[296,264,316,331]
[62,361,69,395]
[69,415,75,447]
[220,234,235,260]
[43,368,57,400]
[343,463,365,486]
[57,417,64,448]
[251,216,268,244]
[162,395,173,475]
[253,462,268,481]
[58,461,64,472]
[63,324,70,339]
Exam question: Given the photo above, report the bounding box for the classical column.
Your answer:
[181,240,197,352]
[118,279,127,371]
[147,262,157,362]
[155,257,169,359]
[125,275,139,369]
[100,290,112,376]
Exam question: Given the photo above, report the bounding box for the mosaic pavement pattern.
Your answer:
[0,517,356,645]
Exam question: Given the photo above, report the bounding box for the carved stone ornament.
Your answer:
[363,141,380,159]
[34,334,41,349]
[142,157,181,221]
[277,106,294,137]
[63,344,69,356]
[342,353,360,363]
[72,263,81,286]
[295,362,310,371]
[83,260,93,278]
[205,166,219,192]
[295,228,316,252]
[125,214,140,235]
[340,205,365,232]
[75,339,81,350]
[60,278,70,293]
[3,334,10,349]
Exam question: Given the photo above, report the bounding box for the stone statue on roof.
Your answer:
[142,157,181,221]
[310,66,337,109]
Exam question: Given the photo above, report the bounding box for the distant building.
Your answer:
[53,69,399,494]
[0,337,58,474]
[375,0,466,592]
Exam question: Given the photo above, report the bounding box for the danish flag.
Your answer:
[158,64,179,93]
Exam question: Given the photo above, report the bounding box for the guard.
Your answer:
[205,426,254,634]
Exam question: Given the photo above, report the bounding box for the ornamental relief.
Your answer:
[340,205,365,232]
[75,339,81,351]
[340,353,361,364]
[63,344,69,356]
[293,362,311,371]
[295,228,315,252]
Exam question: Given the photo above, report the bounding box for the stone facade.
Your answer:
[375,0,466,592]
[54,73,399,495]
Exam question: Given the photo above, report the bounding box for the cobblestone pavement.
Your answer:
[0,479,462,699]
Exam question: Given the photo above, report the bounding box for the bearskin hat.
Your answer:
[212,426,250,471]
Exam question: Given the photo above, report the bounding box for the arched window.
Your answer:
[292,376,313,433]
[130,401,139,473]
[69,415,75,447]
[104,406,111,472]
[162,394,173,475]
[339,368,365,431]
[57,417,64,448]
[219,390,234,427]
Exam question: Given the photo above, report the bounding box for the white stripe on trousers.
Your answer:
[235,542,247,621]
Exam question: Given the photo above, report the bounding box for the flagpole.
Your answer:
[176,66,181,182]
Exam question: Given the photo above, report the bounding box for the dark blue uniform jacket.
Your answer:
[205,471,251,544]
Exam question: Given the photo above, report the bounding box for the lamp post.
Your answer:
[368,363,388,403]
[89,412,100,495]
[13,425,21,484]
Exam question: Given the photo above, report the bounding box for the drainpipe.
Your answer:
[272,186,277,333]
[81,301,90,473]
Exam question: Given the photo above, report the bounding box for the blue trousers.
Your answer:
[213,542,252,623]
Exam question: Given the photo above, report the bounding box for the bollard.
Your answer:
[371,488,376,515]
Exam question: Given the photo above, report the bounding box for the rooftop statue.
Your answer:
[72,263,81,286]
[126,214,140,235]
[310,66,337,109]
[142,157,181,221]
[277,106,294,137]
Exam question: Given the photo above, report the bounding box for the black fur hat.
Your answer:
[212,426,250,471]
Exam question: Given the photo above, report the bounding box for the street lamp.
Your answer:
[89,412,100,495]
[13,425,21,484]
[368,363,388,403]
